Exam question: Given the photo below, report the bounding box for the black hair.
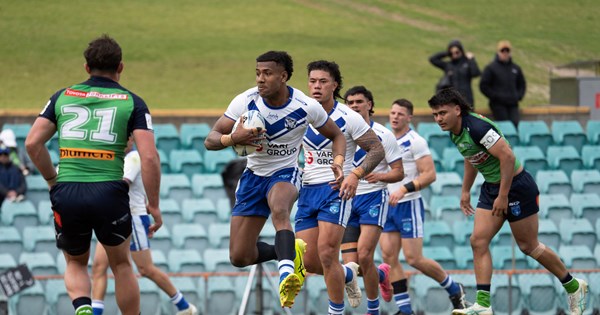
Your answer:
[84,34,122,72]
[392,98,414,115]
[427,88,472,116]
[307,60,343,100]
[256,51,294,81]
[344,85,375,116]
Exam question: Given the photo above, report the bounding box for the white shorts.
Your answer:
[130,214,151,251]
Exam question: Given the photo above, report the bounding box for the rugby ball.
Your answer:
[232,110,266,156]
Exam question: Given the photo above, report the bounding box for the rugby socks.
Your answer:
[367,298,380,315]
[170,290,190,311]
[440,274,461,295]
[254,241,277,264]
[392,279,413,314]
[343,265,353,284]
[275,230,296,282]
[476,284,491,307]
[561,273,579,294]
[328,300,345,314]
[91,299,104,315]
[73,297,92,315]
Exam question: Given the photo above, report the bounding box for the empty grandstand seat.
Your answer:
[586,120,600,144]
[162,277,202,314]
[159,198,183,230]
[546,145,583,176]
[150,249,169,273]
[491,222,513,246]
[570,169,600,194]
[0,226,23,261]
[423,220,454,248]
[430,195,463,222]
[37,200,53,225]
[0,253,16,273]
[559,218,596,251]
[160,174,192,201]
[19,252,57,276]
[535,170,571,197]
[204,248,238,272]
[491,274,523,314]
[22,225,58,258]
[442,147,464,176]
[203,149,237,174]
[9,280,46,315]
[538,194,573,226]
[453,220,474,245]
[571,193,600,227]
[180,123,211,151]
[495,120,520,146]
[153,123,180,155]
[430,149,443,172]
[519,273,557,315]
[417,122,452,157]
[411,273,453,315]
[25,175,50,208]
[454,246,474,270]
[430,172,463,196]
[208,222,231,249]
[558,245,596,269]
[158,149,170,174]
[537,219,561,250]
[138,277,162,315]
[168,249,205,273]
[170,149,204,178]
[216,197,232,222]
[470,172,485,195]
[552,120,586,152]
[150,225,172,254]
[581,145,600,170]
[46,278,71,315]
[518,121,553,153]
[171,223,209,252]
[1,200,38,231]
[181,198,218,229]
[513,145,548,177]
[207,276,239,315]
[235,274,280,315]
[191,173,226,205]
[492,245,528,270]
[423,246,456,270]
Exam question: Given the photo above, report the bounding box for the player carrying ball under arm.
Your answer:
[295,61,385,315]
[428,88,588,315]
[204,51,346,309]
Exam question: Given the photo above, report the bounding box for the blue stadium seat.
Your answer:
[168,249,205,273]
[158,149,170,174]
[513,146,548,178]
[495,120,520,146]
[203,149,237,174]
[491,274,523,315]
[138,277,162,315]
[150,225,172,254]
[518,121,553,153]
[0,253,16,273]
[546,145,583,176]
[150,249,169,273]
[581,145,600,170]
[423,246,456,270]
[430,195,463,222]
[9,280,46,315]
[159,198,183,230]
[491,222,513,246]
[191,173,227,205]
[204,248,238,272]
[180,123,211,151]
[0,226,23,261]
[518,273,557,315]
[22,225,58,258]
[417,122,452,157]
[535,170,571,198]
[454,246,474,270]
[558,245,596,269]
[453,220,474,245]
[19,252,58,276]
[570,169,600,194]
[162,277,202,314]
[207,276,239,315]
[442,147,464,177]
[25,175,50,208]
[208,222,231,249]
[216,197,232,222]
[559,218,596,251]
[1,200,38,231]
[160,174,192,201]
[430,172,463,196]
[181,198,218,229]
[586,120,600,144]
[171,223,209,253]
[570,193,600,227]
[235,274,280,315]
[538,194,573,226]
[552,120,586,152]
[170,149,204,178]
[46,278,72,315]
[423,220,454,248]
[430,149,443,173]
[153,123,180,155]
[470,172,485,195]
[411,273,453,315]
[37,200,53,225]
[491,245,528,270]
[537,219,561,250]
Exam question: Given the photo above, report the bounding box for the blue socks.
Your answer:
[170,290,190,311]
[328,300,344,314]
[440,274,460,295]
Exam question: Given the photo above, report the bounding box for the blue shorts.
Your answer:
[232,167,302,218]
[130,214,151,251]
[383,197,425,238]
[347,189,389,228]
[295,183,352,232]
[477,170,539,222]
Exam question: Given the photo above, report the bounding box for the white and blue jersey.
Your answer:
[225,86,329,177]
[302,102,370,184]
[122,150,152,251]
[387,129,430,202]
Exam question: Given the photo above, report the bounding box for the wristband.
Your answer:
[220,134,235,147]
[404,181,416,193]
[333,154,344,167]
[45,174,57,186]
[351,167,365,179]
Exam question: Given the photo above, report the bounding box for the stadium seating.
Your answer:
[46,278,71,315]
[208,222,231,249]
[430,149,443,172]
[158,198,183,230]
[571,193,600,227]
[411,273,453,315]
[158,149,170,174]
[191,173,226,205]
[22,225,58,258]
[154,123,180,155]
[1,200,38,231]
[9,280,46,315]
[538,194,573,226]
[423,220,454,248]
[518,273,557,315]
[138,277,162,315]
[535,170,571,198]
[453,220,474,245]
[25,175,50,208]
[19,252,58,276]
[518,121,553,153]
[417,121,452,157]
[559,218,596,251]
[537,219,561,250]
[491,222,513,246]
[150,249,169,273]
[442,147,464,176]
[546,145,583,176]
[180,122,211,152]
[37,200,53,225]
[203,149,237,174]
[430,195,463,222]
[453,246,474,270]
[423,246,456,270]
[181,198,218,229]
[492,245,528,270]
[162,277,203,314]
[216,197,232,222]
[204,248,240,272]
[430,172,463,196]
[551,120,586,152]
[207,276,239,315]
[491,274,523,315]
[570,169,600,194]
[581,145,600,170]
[0,226,23,260]
[168,249,205,273]
[513,146,547,177]
[586,120,600,144]
[150,225,172,254]
[171,223,209,253]
[169,149,204,178]
[0,253,16,273]
[159,174,192,201]
[495,120,520,146]
[558,245,596,269]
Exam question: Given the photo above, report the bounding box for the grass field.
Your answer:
[1,0,599,110]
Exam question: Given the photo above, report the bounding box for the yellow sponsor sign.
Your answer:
[60,148,115,160]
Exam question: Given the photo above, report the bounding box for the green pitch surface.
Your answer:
[1,0,598,110]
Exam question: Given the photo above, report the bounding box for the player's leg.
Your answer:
[63,250,93,315]
[91,242,109,315]
[357,224,384,315]
[340,223,362,309]
[295,184,323,275]
[317,220,348,313]
[102,239,139,315]
[380,231,413,314]
[295,227,321,274]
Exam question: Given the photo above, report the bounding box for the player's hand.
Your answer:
[389,188,406,205]
[363,172,382,184]
[231,123,265,147]
[492,195,508,217]
[329,163,344,190]
[146,205,163,238]
[339,173,359,200]
[460,191,475,216]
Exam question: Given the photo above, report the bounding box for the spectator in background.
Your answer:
[0,145,26,205]
[429,39,481,107]
[479,40,526,127]
[0,129,35,175]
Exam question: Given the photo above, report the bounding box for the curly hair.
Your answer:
[84,34,122,72]
[307,60,343,100]
[344,85,375,116]
[256,51,294,81]
[427,88,472,116]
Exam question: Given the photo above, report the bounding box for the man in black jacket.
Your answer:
[429,39,481,107]
[479,40,527,127]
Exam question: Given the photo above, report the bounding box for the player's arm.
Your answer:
[25,118,57,187]
[133,129,162,235]
[316,118,346,187]
[487,138,516,217]
[460,158,478,216]
[340,129,384,199]
[389,155,436,205]
[204,115,264,150]
[364,159,404,183]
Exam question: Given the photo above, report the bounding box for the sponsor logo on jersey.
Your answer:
[265,143,298,156]
[466,151,490,165]
[60,148,115,160]
[65,88,128,100]
[480,129,501,149]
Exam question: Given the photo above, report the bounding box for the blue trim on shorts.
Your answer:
[383,198,425,238]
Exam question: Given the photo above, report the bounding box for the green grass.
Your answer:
[1,0,598,110]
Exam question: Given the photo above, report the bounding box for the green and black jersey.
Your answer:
[450,113,521,183]
[40,76,153,182]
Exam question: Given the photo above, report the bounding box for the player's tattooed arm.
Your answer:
[354,129,384,175]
